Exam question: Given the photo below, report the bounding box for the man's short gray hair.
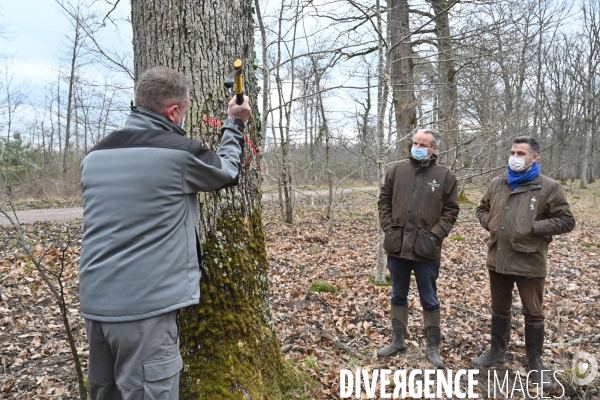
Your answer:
[135,66,190,114]
[512,136,540,155]
[413,128,441,148]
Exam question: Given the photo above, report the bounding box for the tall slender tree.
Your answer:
[55,0,88,181]
[375,0,390,284]
[576,1,600,187]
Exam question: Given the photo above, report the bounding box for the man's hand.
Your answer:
[227,95,251,121]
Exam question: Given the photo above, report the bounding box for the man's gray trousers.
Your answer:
[84,310,182,400]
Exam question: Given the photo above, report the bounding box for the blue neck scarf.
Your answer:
[507,162,540,190]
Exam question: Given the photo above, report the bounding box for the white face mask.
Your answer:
[176,108,185,129]
[508,156,529,172]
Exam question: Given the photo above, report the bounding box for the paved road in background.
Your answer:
[0,187,377,226]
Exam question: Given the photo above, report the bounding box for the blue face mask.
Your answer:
[411,147,429,160]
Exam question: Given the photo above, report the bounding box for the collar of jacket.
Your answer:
[123,106,188,136]
[409,153,438,169]
[501,171,542,189]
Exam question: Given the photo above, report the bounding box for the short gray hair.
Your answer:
[413,128,441,147]
[135,66,190,114]
[512,136,540,155]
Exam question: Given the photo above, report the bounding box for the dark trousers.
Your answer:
[489,269,545,323]
[388,256,440,311]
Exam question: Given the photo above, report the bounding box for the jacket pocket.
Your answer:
[414,228,442,259]
[383,226,403,253]
[480,215,489,231]
[196,230,207,275]
[511,242,540,254]
[143,354,183,382]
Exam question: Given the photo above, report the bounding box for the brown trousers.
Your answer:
[489,269,545,323]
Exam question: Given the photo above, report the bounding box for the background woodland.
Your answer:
[1,0,599,398]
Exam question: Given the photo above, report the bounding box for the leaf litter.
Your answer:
[0,187,599,399]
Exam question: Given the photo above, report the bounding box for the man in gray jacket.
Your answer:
[79,66,251,400]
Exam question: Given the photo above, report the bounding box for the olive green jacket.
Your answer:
[378,155,460,263]
[476,172,575,277]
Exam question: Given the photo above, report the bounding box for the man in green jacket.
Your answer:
[474,136,575,391]
[378,128,459,368]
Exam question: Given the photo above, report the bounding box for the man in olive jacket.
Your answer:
[378,128,459,368]
[474,136,575,391]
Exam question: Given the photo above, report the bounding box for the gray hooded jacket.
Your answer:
[79,107,245,322]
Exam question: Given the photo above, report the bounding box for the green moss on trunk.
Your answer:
[179,206,312,399]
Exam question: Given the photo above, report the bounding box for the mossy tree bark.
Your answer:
[131,1,307,398]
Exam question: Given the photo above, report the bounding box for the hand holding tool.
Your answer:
[224,44,249,105]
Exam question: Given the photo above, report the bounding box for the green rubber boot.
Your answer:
[377,305,408,357]
[423,309,445,369]
[525,322,552,393]
[473,313,511,366]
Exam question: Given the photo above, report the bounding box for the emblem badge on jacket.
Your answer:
[428,179,440,192]
[530,196,537,211]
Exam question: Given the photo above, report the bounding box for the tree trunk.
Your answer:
[312,59,333,225]
[590,120,596,183]
[273,1,297,224]
[324,111,333,230]
[429,0,458,167]
[358,75,372,182]
[57,75,62,163]
[131,1,309,398]
[375,0,390,284]
[3,69,13,161]
[63,20,80,181]
[580,94,594,188]
[388,0,417,160]
[254,0,269,152]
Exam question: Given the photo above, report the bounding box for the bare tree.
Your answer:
[55,0,90,181]
[574,1,600,187]
[374,0,391,284]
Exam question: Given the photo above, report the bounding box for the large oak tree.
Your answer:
[130,1,309,398]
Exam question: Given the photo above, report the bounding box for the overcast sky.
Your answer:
[2,1,66,85]
[1,0,132,88]
[0,0,358,137]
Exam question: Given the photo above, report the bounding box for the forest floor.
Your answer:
[0,180,599,399]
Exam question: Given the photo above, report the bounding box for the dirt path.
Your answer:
[0,187,377,226]
[0,207,85,225]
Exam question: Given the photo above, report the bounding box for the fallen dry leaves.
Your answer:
[265,188,600,399]
[0,221,86,399]
[1,184,599,399]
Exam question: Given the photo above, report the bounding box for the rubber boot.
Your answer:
[473,313,511,366]
[377,305,408,357]
[525,322,552,393]
[423,309,445,369]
